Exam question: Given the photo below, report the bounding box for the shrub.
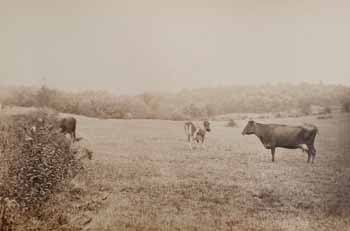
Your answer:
[0,110,79,215]
[299,102,311,115]
[274,112,282,118]
[226,119,237,127]
[170,109,190,121]
[323,106,332,114]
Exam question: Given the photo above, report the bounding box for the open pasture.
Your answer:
[70,113,350,231]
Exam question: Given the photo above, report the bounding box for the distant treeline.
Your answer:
[0,83,349,119]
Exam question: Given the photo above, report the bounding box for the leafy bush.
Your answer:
[0,110,79,215]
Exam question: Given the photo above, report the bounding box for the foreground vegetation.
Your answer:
[0,110,95,230]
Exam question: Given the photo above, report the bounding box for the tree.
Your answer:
[36,85,57,108]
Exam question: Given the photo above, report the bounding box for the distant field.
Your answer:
[1,108,349,230]
[67,112,349,231]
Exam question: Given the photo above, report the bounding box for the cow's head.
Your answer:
[203,120,211,132]
[242,120,256,135]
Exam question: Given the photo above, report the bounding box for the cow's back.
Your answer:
[271,124,317,147]
[60,117,76,133]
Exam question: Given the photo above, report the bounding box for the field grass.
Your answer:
[2,107,349,230]
[65,113,349,231]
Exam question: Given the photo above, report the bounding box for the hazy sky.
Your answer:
[1,0,349,94]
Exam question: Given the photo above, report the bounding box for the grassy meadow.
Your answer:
[55,112,350,231]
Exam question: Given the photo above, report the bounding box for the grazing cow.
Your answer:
[241,120,318,163]
[59,117,77,141]
[184,120,211,150]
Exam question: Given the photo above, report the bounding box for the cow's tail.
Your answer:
[302,124,319,144]
[310,124,319,135]
[314,127,319,135]
[310,125,319,143]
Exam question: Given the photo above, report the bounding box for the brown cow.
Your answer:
[59,117,77,141]
[242,120,318,163]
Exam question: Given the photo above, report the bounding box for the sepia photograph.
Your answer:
[0,1,349,230]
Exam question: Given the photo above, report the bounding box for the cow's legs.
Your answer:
[71,131,76,142]
[297,144,311,163]
[309,145,316,163]
[271,147,276,162]
[305,144,316,163]
[307,151,311,163]
[200,136,205,149]
[188,135,193,150]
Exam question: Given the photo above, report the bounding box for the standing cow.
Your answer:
[241,120,318,163]
[59,117,77,141]
[184,120,211,150]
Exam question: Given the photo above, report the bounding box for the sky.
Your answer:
[1,0,350,94]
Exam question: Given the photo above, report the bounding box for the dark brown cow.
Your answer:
[242,120,318,163]
[59,117,77,141]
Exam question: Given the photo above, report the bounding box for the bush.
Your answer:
[0,110,79,215]
[274,112,282,118]
[182,104,203,119]
[226,119,237,127]
[170,110,190,121]
[299,102,311,115]
[323,106,332,114]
